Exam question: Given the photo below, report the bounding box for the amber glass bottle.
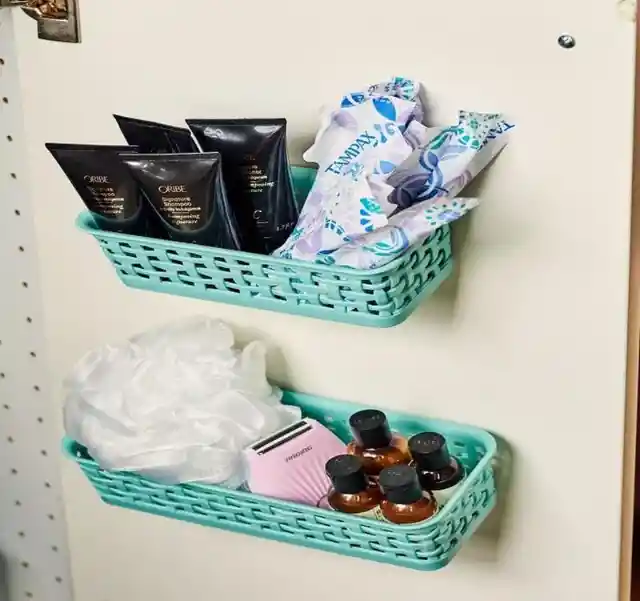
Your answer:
[347,409,410,477]
[377,465,438,524]
[409,432,465,506]
[324,455,382,517]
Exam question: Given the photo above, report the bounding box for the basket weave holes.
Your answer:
[212,259,231,273]
[405,249,422,270]
[479,489,491,507]
[368,540,391,554]
[277,522,301,536]
[321,531,345,545]
[436,248,449,270]
[422,248,435,269]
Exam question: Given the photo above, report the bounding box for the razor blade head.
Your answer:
[245,419,347,506]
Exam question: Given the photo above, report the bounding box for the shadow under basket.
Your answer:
[76,167,453,328]
[64,390,497,571]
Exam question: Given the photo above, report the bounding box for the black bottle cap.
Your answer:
[326,455,368,494]
[349,409,393,449]
[379,465,423,504]
[409,432,451,471]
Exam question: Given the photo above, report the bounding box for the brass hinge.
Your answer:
[0,0,80,43]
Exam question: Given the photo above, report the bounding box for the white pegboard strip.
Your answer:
[0,11,73,601]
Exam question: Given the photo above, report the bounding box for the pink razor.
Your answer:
[244,419,347,506]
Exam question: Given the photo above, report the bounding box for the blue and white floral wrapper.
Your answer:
[304,87,420,179]
[275,79,514,269]
[403,121,441,151]
[386,111,514,211]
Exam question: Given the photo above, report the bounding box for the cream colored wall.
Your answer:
[10,0,637,599]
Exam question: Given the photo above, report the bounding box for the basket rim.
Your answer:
[62,389,497,535]
[76,211,447,278]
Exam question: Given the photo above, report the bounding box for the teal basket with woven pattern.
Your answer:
[63,390,497,571]
[76,167,453,328]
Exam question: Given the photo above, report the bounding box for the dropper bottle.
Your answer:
[323,455,382,517]
[409,432,465,506]
[347,409,410,477]
[377,465,438,524]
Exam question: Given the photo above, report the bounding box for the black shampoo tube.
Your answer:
[46,142,145,234]
[114,115,200,154]
[186,118,298,254]
[120,152,241,250]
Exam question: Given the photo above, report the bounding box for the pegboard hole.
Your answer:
[7,135,13,142]
[37,417,44,423]
[3,403,10,410]
[0,58,5,65]
[55,577,63,583]
[30,351,36,357]
[26,317,32,323]
[11,468,18,475]
[25,592,33,599]
[41,450,48,456]
[1,372,6,378]
[15,500,22,506]
[18,245,24,252]
[7,436,14,443]
[44,481,51,488]
[51,545,58,552]
[33,385,40,392]
[14,209,20,216]
[2,97,8,104]
[18,531,25,538]
[47,514,55,521]
[21,281,28,288]
[21,562,29,568]
[10,172,16,179]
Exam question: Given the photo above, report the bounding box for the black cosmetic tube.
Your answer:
[186,118,298,254]
[114,115,200,154]
[119,152,242,250]
[46,142,145,234]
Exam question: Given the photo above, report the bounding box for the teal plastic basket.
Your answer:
[64,390,497,571]
[76,167,453,328]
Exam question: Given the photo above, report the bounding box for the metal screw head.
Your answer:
[558,34,576,49]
